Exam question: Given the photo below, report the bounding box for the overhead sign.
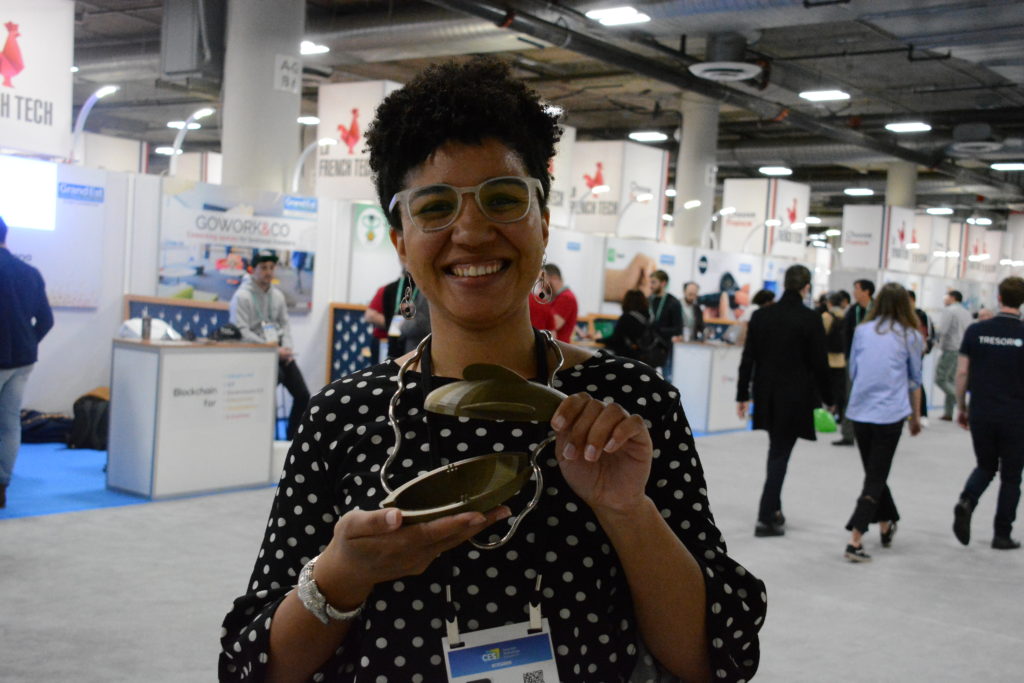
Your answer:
[882,206,916,272]
[841,205,884,270]
[0,0,73,158]
[315,80,402,202]
[719,178,809,258]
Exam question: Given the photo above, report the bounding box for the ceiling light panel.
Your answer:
[799,89,850,102]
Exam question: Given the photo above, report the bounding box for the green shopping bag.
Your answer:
[814,407,837,433]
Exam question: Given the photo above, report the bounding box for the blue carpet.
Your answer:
[0,443,146,520]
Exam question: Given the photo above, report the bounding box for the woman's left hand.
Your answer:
[550,392,653,514]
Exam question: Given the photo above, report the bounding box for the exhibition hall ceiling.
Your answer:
[72,0,1024,220]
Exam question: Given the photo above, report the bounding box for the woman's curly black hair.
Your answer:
[364,56,562,230]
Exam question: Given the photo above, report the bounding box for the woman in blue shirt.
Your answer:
[843,283,923,562]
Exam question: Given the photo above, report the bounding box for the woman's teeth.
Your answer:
[451,262,502,278]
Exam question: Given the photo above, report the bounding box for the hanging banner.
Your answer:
[315,80,402,202]
[569,141,623,235]
[961,224,1002,282]
[0,0,73,158]
[4,161,111,307]
[719,178,769,254]
[347,202,399,306]
[909,214,935,275]
[766,179,810,259]
[882,206,916,272]
[159,178,318,310]
[841,205,884,270]
[547,125,576,229]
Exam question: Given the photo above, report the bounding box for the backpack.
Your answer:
[68,388,110,450]
[626,312,671,368]
[20,409,74,444]
[824,311,845,354]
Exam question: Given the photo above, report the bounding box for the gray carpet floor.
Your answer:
[2,418,1022,682]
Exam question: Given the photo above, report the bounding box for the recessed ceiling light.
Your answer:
[885,121,932,133]
[154,146,182,156]
[765,219,782,227]
[635,192,654,202]
[719,206,736,215]
[591,185,611,195]
[94,85,120,99]
[167,121,201,130]
[543,104,564,117]
[799,89,850,102]
[297,116,320,125]
[967,217,993,226]
[805,216,822,225]
[300,40,329,55]
[759,166,793,176]
[926,207,954,215]
[791,222,806,230]
[991,162,1024,171]
[683,199,702,210]
[628,131,668,143]
[665,188,677,197]
[824,229,842,237]
[844,188,874,196]
[70,66,79,73]
[662,213,674,222]
[585,6,651,26]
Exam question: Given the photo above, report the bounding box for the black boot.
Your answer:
[953,498,973,546]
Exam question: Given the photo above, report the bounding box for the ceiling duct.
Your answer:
[689,32,761,82]
[947,122,1004,157]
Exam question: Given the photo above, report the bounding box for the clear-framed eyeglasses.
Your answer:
[388,176,544,232]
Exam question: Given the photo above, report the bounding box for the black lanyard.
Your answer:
[416,329,551,637]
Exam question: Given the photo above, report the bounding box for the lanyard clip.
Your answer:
[445,584,463,648]
[528,574,543,633]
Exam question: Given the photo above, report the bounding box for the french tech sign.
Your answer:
[0,0,72,158]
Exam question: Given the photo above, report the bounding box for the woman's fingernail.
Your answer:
[467,513,487,526]
[604,438,619,453]
[584,445,598,461]
[385,508,401,527]
[497,507,512,521]
[563,443,577,460]
[551,415,565,430]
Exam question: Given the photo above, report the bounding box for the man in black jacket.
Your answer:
[0,216,54,508]
[834,278,875,446]
[738,265,833,536]
[648,270,683,377]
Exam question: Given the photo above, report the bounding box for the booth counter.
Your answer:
[672,342,748,434]
[107,339,278,499]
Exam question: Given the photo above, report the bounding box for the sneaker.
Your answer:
[953,499,973,546]
[919,417,930,428]
[880,521,897,548]
[991,536,1021,550]
[832,438,855,446]
[755,520,785,537]
[940,415,953,422]
[844,544,872,562]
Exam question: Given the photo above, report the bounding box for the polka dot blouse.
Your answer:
[220,351,766,682]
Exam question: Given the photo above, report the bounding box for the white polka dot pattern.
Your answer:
[219,351,765,682]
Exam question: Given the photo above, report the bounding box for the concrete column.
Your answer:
[885,161,917,208]
[221,0,304,192]
[672,92,720,246]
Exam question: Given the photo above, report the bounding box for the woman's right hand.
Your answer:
[312,506,511,608]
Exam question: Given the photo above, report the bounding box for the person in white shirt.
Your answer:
[934,290,973,421]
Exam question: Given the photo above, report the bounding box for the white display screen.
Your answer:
[0,155,57,231]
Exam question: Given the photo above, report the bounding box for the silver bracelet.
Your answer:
[296,554,364,624]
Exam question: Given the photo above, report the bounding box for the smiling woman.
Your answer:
[219,57,766,683]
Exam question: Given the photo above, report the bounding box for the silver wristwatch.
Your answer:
[297,554,364,625]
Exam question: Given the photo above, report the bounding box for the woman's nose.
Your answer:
[448,192,496,243]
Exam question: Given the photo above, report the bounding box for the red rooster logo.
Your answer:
[583,162,604,191]
[337,108,360,155]
[786,198,798,224]
[1,21,25,88]
[897,222,906,244]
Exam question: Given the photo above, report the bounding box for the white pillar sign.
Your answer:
[274,54,302,94]
[718,178,809,257]
[569,141,667,239]
[316,81,402,202]
[882,206,916,272]
[0,0,73,158]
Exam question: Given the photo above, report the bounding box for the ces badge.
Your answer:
[443,619,560,683]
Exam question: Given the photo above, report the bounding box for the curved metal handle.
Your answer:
[470,433,556,550]
[381,334,431,494]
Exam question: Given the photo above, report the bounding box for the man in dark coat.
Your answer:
[737,264,833,537]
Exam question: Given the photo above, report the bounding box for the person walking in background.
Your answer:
[934,290,973,421]
[834,279,875,446]
[648,270,683,377]
[732,288,775,346]
[738,265,833,537]
[822,291,848,426]
[230,250,310,440]
[0,216,54,508]
[364,276,403,360]
[952,276,1024,550]
[540,262,577,342]
[681,280,705,342]
[907,290,934,423]
[842,283,923,562]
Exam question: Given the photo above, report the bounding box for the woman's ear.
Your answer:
[541,207,550,247]
[390,226,406,263]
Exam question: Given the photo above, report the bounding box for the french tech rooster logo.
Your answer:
[786,198,798,224]
[337,108,360,155]
[583,162,605,195]
[1,21,25,88]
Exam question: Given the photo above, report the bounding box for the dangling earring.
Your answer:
[399,274,417,320]
[531,258,553,304]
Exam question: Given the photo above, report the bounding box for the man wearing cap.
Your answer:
[230,250,309,440]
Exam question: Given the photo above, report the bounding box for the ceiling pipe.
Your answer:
[428,0,1023,199]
